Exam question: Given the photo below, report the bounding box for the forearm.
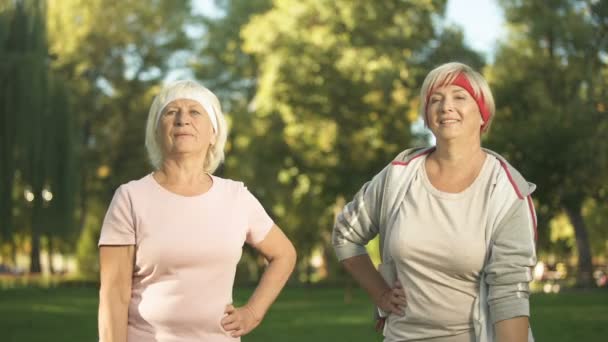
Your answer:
[246,250,296,319]
[341,254,390,303]
[495,316,529,342]
[98,292,129,342]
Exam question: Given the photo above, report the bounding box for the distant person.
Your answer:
[98,80,296,341]
[333,62,537,342]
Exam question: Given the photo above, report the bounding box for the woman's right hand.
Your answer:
[375,281,407,316]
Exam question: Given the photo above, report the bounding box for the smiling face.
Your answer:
[158,98,216,161]
[426,84,484,142]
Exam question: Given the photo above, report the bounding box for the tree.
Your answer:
[0,0,77,272]
[46,0,197,193]
[488,0,608,287]
[44,0,197,274]
[0,0,198,273]
[195,0,272,107]
[235,0,482,280]
[192,0,274,282]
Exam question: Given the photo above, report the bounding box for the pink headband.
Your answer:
[425,73,491,131]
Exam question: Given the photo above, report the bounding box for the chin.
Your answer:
[432,127,460,138]
[435,128,473,140]
[168,145,205,154]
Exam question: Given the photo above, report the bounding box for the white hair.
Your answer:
[145,80,228,173]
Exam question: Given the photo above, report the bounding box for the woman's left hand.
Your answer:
[221,304,262,337]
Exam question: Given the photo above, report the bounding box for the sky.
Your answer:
[445,0,506,61]
[193,0,506,61]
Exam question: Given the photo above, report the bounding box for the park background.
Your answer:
[1,0,607,341]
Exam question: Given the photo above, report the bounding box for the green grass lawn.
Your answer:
[0,286,606,341]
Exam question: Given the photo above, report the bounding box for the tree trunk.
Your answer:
[78,167,88,235]
[13,238,19,269]
[305,254,312,285]
[48,238,56,274]
[564,204,593,288]
[30,228,42,274]
[29,196,42,274]
[77,117,91,237]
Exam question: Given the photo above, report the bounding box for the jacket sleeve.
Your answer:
[484,197,537,324]
[332,164,389,261]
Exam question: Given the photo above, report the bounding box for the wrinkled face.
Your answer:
[158,99,215,160]
[426,84,484,141]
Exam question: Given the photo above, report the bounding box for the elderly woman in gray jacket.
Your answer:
[333,62,536,342]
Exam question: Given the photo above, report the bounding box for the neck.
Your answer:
[157,157,207,185]
[430,136,484,172]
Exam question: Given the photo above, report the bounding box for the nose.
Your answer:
[174,110,191,126]
[439,97,454,113]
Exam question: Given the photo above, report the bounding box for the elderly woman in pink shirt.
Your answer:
[98,80,296,342]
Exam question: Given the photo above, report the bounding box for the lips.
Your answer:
[439,119,460,124]
[173,134,194,140]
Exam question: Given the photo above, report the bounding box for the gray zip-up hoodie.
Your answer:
[333,147,537,342]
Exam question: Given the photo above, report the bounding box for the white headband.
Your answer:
[158,92,219,133]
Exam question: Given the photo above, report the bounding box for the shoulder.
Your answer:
[111,174,153,198]
[391,146,434,166]
[209,175,249,197]
[484,148,536,199]
[373,146,433,191]
[210,175,245,188]
[484,154,539,242]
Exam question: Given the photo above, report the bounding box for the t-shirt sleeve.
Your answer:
[98,185,136,246]
[241,186,274,245]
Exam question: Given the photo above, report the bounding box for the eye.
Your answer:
[190,110,202,115]
[454,92,468,100]
[164,110,177,116]
[429,97,441,104]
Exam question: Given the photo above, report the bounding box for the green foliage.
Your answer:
[2,0,197,272]
[46,0,197,194]
[0,1,78,272]
[75,213,102,279]
[490,0,608,209]
[583,199,608,258]
[43,0,196,274]
[197,0,482,279]
[488,0,608,286]
[3,0,605,283]
[195,0,272,104]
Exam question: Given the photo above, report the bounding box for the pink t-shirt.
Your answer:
[98,174,274,342]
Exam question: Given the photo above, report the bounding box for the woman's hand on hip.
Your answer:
[376,281,407,316]
[221,304,262,337]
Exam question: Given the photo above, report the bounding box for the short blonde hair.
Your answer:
[419,62,495,132]
[145,80,228,173]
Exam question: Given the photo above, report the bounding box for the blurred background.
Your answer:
[1,0,607,341]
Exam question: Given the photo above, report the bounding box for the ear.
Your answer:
[210,132,217,146]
